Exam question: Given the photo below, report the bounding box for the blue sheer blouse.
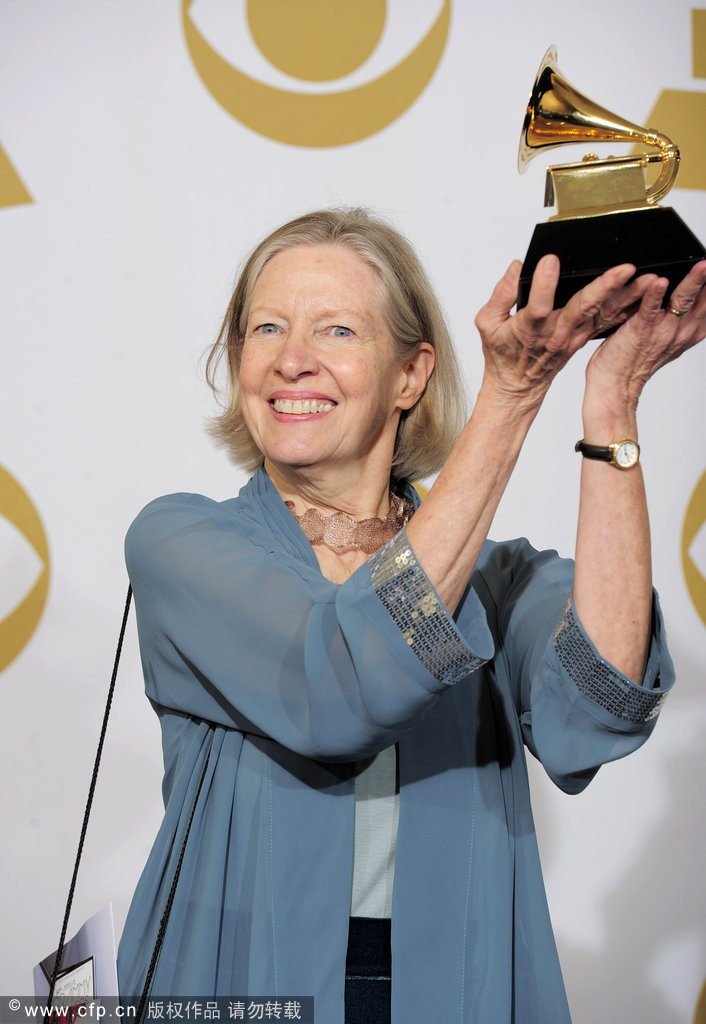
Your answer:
[117,468,673,1023]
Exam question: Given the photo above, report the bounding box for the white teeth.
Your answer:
[273,399,334,414]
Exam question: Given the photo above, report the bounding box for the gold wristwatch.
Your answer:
[574,438,640,469]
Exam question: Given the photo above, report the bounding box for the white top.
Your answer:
[350,743,399,918]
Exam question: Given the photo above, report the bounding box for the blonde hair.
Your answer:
[206,208,467,481]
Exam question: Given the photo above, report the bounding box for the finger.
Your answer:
[551,263,637,346]
[612,273,695,373]
[637,276,670,325]
[665,260,706,318]
[568,263,637,321]
[592,275,654,337]
[524,254,560,322]
[475,260,522,331]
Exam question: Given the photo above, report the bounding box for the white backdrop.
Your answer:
[1,2,705,1021]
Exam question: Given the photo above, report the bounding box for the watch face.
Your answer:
[614,440,639,468]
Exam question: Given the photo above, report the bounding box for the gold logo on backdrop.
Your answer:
[682,468,706,629]
[638,9,706,191]
[694,976,706,1024]
[0,466,49,672]
[182,0,450,147]
[0,144,32,209]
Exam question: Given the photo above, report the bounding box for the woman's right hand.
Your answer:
[410,255,656,614]
[473,255,653,411]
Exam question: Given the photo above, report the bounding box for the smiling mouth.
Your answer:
[271,398,336,415]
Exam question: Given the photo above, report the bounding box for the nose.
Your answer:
[272,327,320,380]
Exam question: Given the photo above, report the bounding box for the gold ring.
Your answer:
[669,306,687,317]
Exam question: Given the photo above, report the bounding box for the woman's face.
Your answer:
[239,244,425,482]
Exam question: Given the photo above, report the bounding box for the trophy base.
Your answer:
[517,207,706,312]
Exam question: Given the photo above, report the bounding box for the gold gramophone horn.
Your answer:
[519,46,680,208]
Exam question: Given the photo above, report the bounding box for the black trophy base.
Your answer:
[517,206,706,311]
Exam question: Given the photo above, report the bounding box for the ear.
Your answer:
[396,342,436,410]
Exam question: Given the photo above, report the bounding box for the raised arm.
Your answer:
[573,262,706,680]
[405,255,706,680]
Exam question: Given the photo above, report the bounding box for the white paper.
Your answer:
[34,905,118,999]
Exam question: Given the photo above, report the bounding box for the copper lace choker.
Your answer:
[285,493,415,553]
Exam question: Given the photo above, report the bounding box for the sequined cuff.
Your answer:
[368,529,485,686]
[552,598,665,723]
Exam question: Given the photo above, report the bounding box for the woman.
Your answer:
[117,208,706,1022]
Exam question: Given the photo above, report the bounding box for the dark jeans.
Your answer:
[344,917,392,1024]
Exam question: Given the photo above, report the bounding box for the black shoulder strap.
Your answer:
[47,585,133,1007]
[47,584,211,1024]
[134,748,211,1022]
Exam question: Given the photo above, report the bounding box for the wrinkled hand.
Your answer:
[584,259,706,415]
[474,254,652,409]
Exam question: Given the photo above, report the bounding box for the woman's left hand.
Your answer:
[584,259,706,417]
[574,260,706,681]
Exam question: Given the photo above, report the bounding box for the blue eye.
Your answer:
[258,323,279,334]
[332,326,352,337]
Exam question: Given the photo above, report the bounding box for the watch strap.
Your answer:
[574,440,613,462]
